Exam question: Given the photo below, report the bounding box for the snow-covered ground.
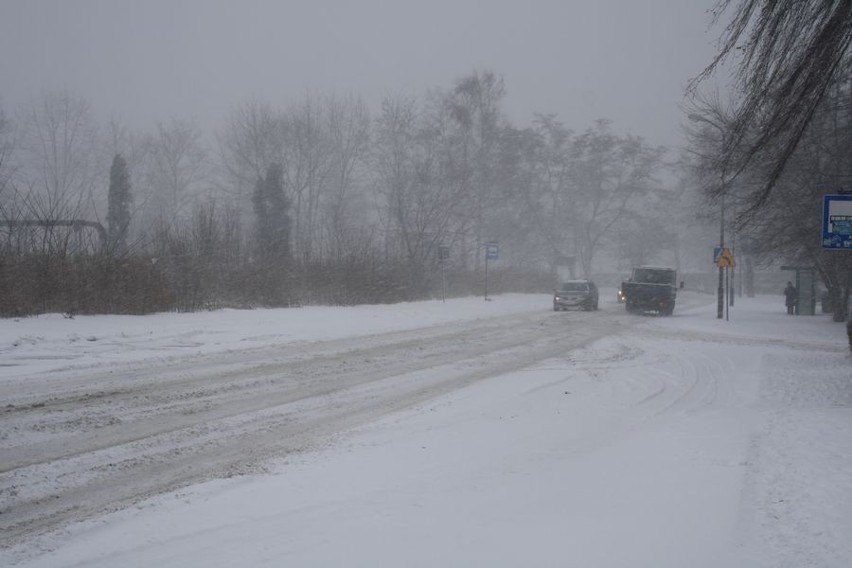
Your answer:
[0,294,549,381]
[1,291,850,567]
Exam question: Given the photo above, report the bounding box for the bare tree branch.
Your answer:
[690,0,852,208]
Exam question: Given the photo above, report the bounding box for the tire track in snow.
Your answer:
[1,306,636,548]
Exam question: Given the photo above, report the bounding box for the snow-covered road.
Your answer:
[2,291,850,567]
[1,303,625,543]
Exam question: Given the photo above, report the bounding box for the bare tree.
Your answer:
[0,102,15,200]
[692,0,852,211]
[0,90,105,263]
[218,98,284,224]
[374,95,469,292]
[520,114,575,272]
[446,70,506,269]
[322,94,370,257]
[280,94,333,261]
[16,90,101,221]
[614,185,682,271]
[569,121,666,277]
[142,117,207,227]
[0,97,105,315]
[737,70,852,318]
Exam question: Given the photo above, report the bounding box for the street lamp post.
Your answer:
[719,194,725,320]
[728,226,739,306]
[688,113,727,320]
[730,227,735,307]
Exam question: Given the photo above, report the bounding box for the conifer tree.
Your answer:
[106,153,132,251]
[252,162,291,263]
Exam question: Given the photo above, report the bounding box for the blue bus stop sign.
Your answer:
[485,243,498,261]
[822,194,852,250]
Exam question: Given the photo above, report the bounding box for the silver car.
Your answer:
[553,280,599,311]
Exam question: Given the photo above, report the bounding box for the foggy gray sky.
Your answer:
[0,0,728,148]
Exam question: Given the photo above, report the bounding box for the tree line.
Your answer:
[1,70,707,317]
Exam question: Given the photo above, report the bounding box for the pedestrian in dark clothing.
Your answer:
[784,281,797,315]
[847,319,852,353]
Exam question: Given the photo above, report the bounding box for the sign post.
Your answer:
[715,247,736,321]
[484,242,498,301]
[438,246,450,303]
[820,194,852,324]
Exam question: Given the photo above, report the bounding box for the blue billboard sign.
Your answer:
[822,194,852,250]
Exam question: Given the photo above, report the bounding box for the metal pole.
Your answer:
[484,252,489,301]
[717,194,725,319]
[726,267,730,321]
[688,112,727,320]
[730,228,735,306]
[441,258,446,303]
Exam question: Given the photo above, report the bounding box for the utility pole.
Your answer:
[688,112,728,320]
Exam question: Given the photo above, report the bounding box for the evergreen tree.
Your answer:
[107,153,132,251]
[252,162,291,263]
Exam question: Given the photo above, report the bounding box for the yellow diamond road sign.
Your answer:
[716,247,736,268]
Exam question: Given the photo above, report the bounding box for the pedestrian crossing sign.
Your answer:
[716,247,736,268]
